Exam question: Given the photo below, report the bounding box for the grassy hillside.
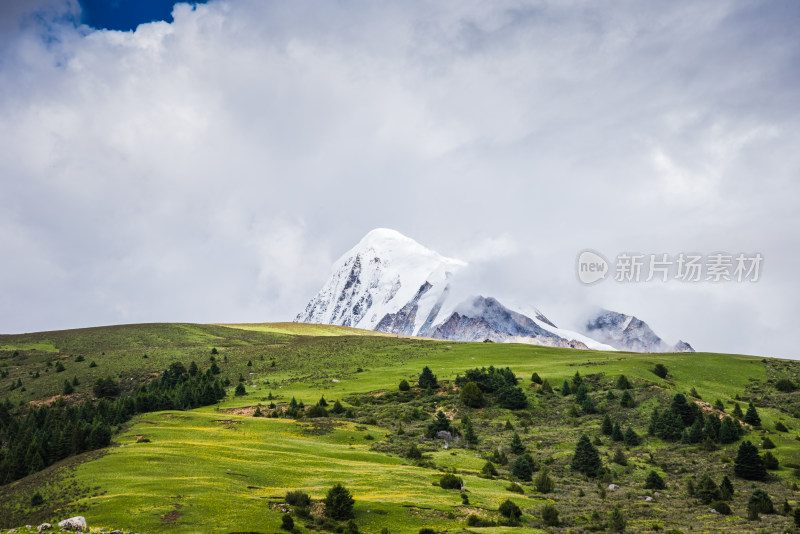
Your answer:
[2,323,800,533]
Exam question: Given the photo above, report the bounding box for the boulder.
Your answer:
[37,524,52,533]
[57,517,87,531]
[645,496,653,502]
[608,484,620,490]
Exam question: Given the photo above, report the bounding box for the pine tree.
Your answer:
[601,414,613,435]
[670,393,694,426]
[571,434,602,477]
[398,379,410,391]
[531,372,542,384]
[571,371,583,391]
[683,417,704,444]
[418,366,438,389]
[734,441,767,480]
[540,379,553,394]
[510,432,526,454]
[732,403,744,419]
[619,390,635,408]
[720,475,734,500]
[645,470,666,490]
[747,488,774,516]
[624,427,640,446]
[324,483,355,520]
[575,384,588,404]
[534,468,554,493]
[510,455,533,481]
[561,380,571,396]
[462,416,478,447]
[718,417,739,444]
[616,375,632,390]
[62,380,74,395]
[581,395,597,414]
[612,422,624,442]
[695,474,720,504]
[744,403,761,426]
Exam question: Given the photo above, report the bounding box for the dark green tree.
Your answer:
[540,504,559,526]
[670,393,694,426]
[645,470,666,490]
[763,451,779,470]
[398,379,410,391]
[531,372,542,384]
[540,379,553,394]
[611,422,624,442]
[534,468,554,493]
[734,441,767,480]
[608,507,626,532]
[619,390,635,408]
[652,363,668,379]
[575,384,588,404]
[497,386,528,409]
[510,432,526,454]
[601,414,613,435]
[511,455,533,481]
[406,444,422,460]
[747,488,774,516]
[720,475,734,500]
[281,514,294,531]
[481,461,498,477]
[624,427,640,446]
[581,395,597,414]
[62,380,74,395]
[744,403,761,426]
[418,366,438,389]
[324,483,355,520]
[235,383,246,396]
[571,434,601,477]
[460,381,484,408]
[718,417,740,444]
[561,380,571,396]
[498,499,522,522]
[616,374,632,390]
[571,371,583,391]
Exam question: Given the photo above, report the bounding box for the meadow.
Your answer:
[2,323,800,533]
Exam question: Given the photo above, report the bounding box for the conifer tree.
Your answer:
[571,434,602,477]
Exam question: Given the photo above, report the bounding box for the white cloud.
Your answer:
[0,0,798,358]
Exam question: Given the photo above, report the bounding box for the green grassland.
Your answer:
[2,323,800,533]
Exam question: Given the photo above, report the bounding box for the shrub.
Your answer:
[331,400,345,414]
[439,473,463,490]
[460,381,484,408]
[612,448,627,466]
[481,461,498,477]
[776,421,788,432]
[399,379,410,391]
[531,372,542,384]
[776,378,796,392]
[93,377,120,398]
[762,437,776,449]
[75,355,85,362]
[534,468,554,493]
[695,474,720,504]
[419,529,435,534]
[466,515,494,527]
[344,520,358,534]
[720,475,734,500]
[55,361,65,372]
[748,488,774,516]
[608,507,626,532]
[406,444,423,460]
[652,363,668,379]
[541,504,559,526]
[497,386,528,409]
[306,404,328,418]
[711,500,732,515]
[89,361,98,368]
[645,470,666,490]
[286,490,311,507]
[281,514,294,531]
[30,491,43,506]
[62,380,74,395]
[540,379,553,394]
[506,483,524,494]
[234,383,246,396]
[616,374,632,390]
[499,499,522,521]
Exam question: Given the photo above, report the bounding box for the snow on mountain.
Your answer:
[295,228,465,333]
[583,309,695,353]
[296,229,691,352]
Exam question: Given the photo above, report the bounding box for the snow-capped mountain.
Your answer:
[583,309,695,353]
[296,229,689,352]
[296,228,465,333]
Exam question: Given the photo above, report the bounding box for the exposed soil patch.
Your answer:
[225,406,260,416]
[162,504,183,523]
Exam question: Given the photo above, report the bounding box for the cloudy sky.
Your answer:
[1,0,798,358]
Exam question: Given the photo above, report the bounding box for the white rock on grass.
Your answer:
[57,517,87,531]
